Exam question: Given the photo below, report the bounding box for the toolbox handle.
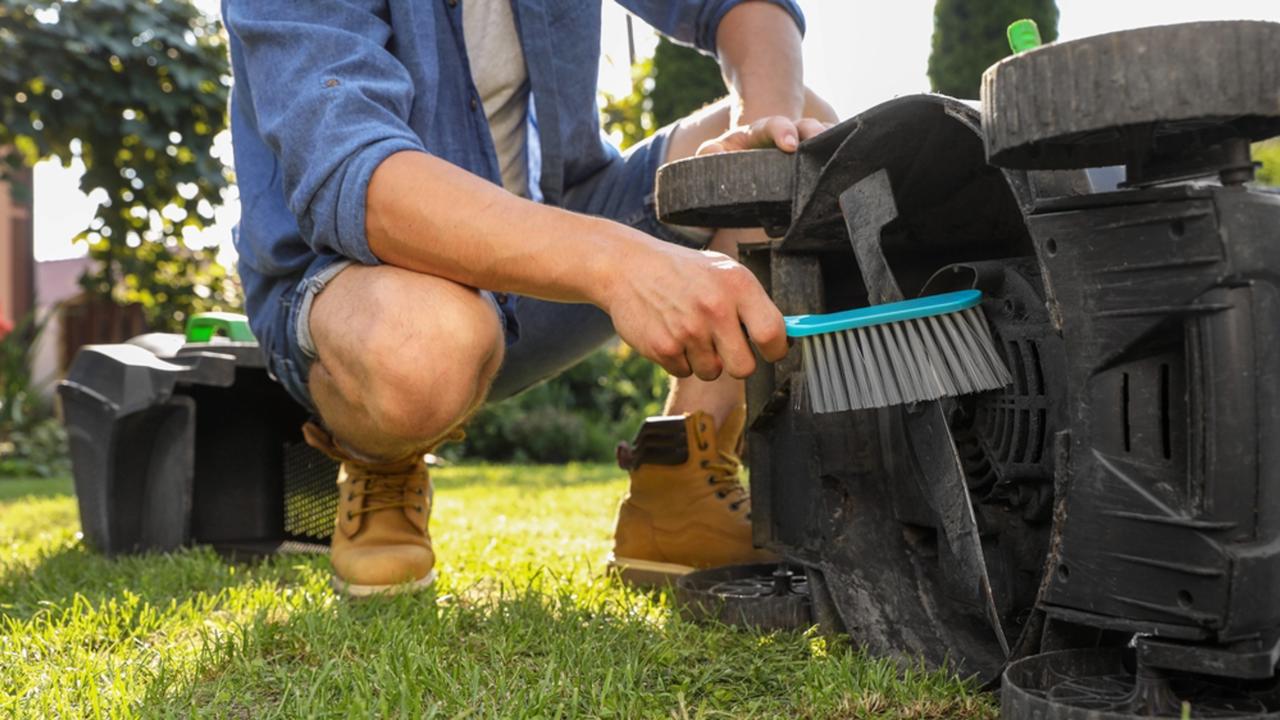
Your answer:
[185,312,257,343]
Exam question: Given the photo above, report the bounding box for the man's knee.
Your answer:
[312,266,503,443]
[363,286,502,440]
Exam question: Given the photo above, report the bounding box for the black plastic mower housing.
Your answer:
[1031,185,1280,677]
[58,336,337,556]
[656,84,1280,690]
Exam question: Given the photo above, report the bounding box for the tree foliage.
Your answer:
[0,311,69,477]
[0,0,237,332]
[1256,139,1280,187]
[928,0,1059,99]
[601,37,724,149]
[454,343,669,463]
[600,57,656,151]
[650,38,724,127]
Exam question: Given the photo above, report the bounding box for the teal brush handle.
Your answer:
[784,289,983,337]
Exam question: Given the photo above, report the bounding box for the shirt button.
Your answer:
[447,0,457,6]
[470,97,478,111]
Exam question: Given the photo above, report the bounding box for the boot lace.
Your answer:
[345,428,464,518]
[694,422,749,514]
[348,470,425,517]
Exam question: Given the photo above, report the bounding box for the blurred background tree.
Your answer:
[928,0,1059,98]
[0,0,237,332]
[453,346,670,464]
[600,57,655,151]
[601,37,725,149]
[1256,140,1280,187]
[650,38,725,127]
[0,312,68,477]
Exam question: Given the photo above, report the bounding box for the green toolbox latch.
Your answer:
[1007,19,1043,54]
[185,312,257,343]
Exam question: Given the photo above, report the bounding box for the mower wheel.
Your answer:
[1002,649,1280,719]
[982,21,1280,170]
[674,563,812,632]
[654,149,795,230]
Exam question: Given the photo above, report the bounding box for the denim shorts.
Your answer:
[263,123,708,414]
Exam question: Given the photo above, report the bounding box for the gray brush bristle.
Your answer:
[800,306,1011,414]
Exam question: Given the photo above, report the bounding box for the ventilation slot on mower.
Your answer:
[1107,354,1185,467]
[958,335,1056,492]
[282,441,340,541]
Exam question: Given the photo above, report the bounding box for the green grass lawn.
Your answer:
[0,465,995,719]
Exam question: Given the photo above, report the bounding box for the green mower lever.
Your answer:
[185,312,257,343]
[1007,18,1043,54]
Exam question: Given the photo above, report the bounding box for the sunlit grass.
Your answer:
[0,465,994,719]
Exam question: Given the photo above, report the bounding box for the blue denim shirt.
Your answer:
[222,0,805,330]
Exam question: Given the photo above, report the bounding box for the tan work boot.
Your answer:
[608,406,777,586]
[303,422,437,597]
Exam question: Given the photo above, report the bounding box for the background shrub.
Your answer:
[1256,139,1280,187]
[0,312,69,478]
[449,343,668,464]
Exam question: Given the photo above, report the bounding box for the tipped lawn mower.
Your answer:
[659,19,1280,720]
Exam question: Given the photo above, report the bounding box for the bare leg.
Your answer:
[307,264,504,459]
[660,90,838,426]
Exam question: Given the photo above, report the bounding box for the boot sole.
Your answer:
[607,555,695,588]
[331,569,437,598]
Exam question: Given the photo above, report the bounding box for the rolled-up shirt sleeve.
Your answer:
[616,0,805,56]
[224,0,424,265]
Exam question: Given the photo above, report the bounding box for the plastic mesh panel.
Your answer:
[282,441,339,540]
[276,540,330,555]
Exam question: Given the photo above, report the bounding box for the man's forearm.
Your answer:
[364,150,650,307]
[716,2,805,125]
[363,149,788,381]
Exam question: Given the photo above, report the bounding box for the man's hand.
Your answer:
[697,113,833,156]
[602,239,787,381]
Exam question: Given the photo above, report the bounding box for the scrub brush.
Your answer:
[786,289,1011,414]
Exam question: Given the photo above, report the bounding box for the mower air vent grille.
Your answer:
[955,337,1054,491]
[282,441,339,540]
[978,340,1050,465]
